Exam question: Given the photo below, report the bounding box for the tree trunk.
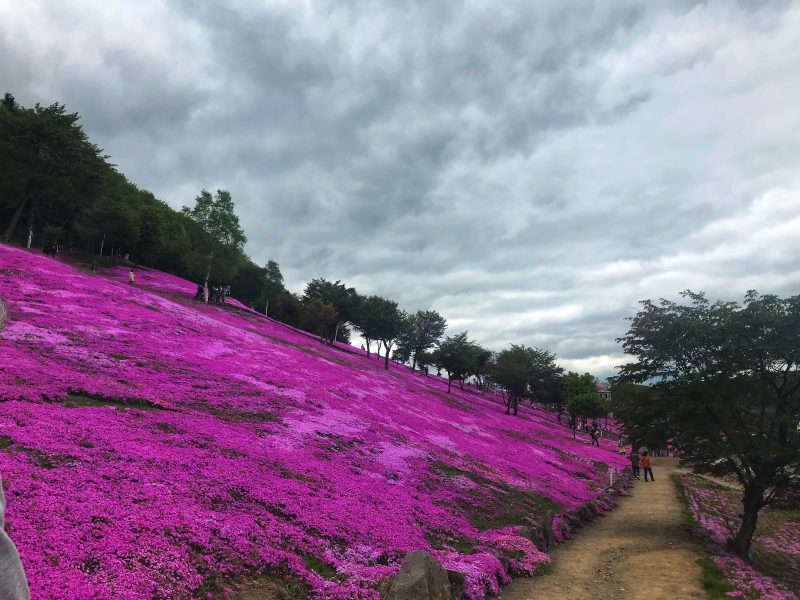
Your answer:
[365,338,371,357]
[447,377,452,393]
[732,484,765,559]
[3,194,31,242]
[383,341,390,370]
[411,353,417,372]
[204,249,214,289]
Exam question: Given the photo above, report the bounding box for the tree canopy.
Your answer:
[489,345,564,415]
[396,309,447,372]
[617,290,800,559]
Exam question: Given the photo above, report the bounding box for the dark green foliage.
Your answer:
[489,345,564,407]
[354,295,407,370]
[303,278,360,345]
[432,332,479,393]
[395,309,447,371]
[618,290,800,559]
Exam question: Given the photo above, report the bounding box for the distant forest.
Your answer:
[0,92,347,338]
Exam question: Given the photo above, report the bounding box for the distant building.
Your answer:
[596,382,611,400]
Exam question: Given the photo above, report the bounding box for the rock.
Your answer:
[542,510,557,549]
[498,556,510,574]
[381,551,452,600]
[446,569,465,600]
[518,523,546,550]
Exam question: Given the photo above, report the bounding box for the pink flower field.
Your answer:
[0,244,627,599]
[681,475,799,600]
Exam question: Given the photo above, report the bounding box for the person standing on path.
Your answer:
[128,269,135,284]
[642,451,654,481]
[630,451,641,479]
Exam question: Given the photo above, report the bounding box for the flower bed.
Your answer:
[681,474,799,599]
[1,244,627,599]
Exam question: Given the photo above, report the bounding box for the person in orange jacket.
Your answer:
[642,451,654,481]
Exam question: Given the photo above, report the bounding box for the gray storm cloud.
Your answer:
[2,0,799,377]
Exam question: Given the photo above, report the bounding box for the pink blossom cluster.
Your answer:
[0,244,626,599]
[681,476,799,600]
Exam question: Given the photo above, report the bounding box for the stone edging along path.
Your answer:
[380,466,635,600]
[496,457,707,600]
[0,297,7,329]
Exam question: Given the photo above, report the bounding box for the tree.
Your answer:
[471,345,494,393]
[181,189,246,288]
[0,99,107,242]
[397,309,447,371]
[566,391,605,422]
[300,298,338,341]
[433,332,478,393]
[355,295,407,370]
[489,345,563,415]
[561,372,597,404]
[303,279,360,345]
[617,290,800,560]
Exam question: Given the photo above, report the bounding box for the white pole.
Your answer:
[264,299,269,316]
[27,227,33,249]
[610,468,614,487]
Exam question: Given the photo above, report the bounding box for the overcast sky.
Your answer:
[2,0,799,377]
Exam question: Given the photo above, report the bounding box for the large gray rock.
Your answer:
[542,510,557,549]
[446,569,465,600]
[518,522,546,550]
[0,478,31,600]
[381,551,452,600]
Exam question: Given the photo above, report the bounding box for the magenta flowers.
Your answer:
[0,245,626,599]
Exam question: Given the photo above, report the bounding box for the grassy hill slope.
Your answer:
[0,244,626,599]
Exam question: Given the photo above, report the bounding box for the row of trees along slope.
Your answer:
[0,91,589,411]
[613,290,800,561]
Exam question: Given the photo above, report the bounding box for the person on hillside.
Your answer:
[128,269,135,284]
[629,451,641,479]
[590,426,600,446]
[617,440,626,455]
[90,260,98,273]
[194,285,204,301]
[0,478,31,600]
[642,451,654,481]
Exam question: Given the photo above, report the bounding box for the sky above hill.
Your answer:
[2,0,799,377]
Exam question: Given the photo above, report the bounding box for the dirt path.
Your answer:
[497,458,706,600]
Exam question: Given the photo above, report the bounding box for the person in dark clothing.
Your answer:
[630,452,641,479]
[590,426,600,446]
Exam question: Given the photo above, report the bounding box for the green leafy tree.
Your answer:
[566,391,605,421]
[433,332,478,393]
[300,298,338,341]
[617,290,800,559]
[396,309,447,371]
[0,97,107,242]
[304,278,360,345]
[470,345,494,393]
[355,295,407,370]
[181,189,246,288]
[490,345,563,415]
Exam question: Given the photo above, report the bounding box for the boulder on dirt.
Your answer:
[446,569,465,600]
[542,510,557,549]
[518,523,546,550]
[381,551,452,600]
[498,556,510,574]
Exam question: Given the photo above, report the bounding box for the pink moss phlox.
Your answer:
[0,245,627,599]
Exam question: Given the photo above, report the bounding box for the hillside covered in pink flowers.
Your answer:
[0,243,627,599]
